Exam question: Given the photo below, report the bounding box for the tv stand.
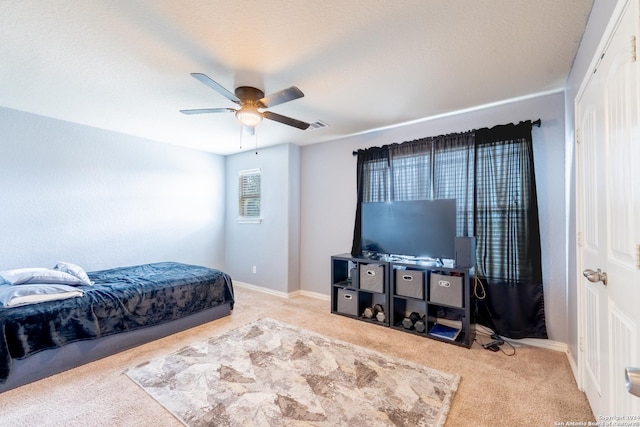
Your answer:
[331,253,476,348]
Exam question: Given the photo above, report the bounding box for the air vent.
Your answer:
[308,120,329,129]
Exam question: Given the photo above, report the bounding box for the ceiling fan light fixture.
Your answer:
[182,74,310,130]
[235,108,263,127]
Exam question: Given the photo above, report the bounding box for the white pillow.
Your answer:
[0,268,87,286]
[54,262,92,285]
[0,283,84,307]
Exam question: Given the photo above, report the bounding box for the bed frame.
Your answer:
[0,262,234,393]
[0,301,231,393]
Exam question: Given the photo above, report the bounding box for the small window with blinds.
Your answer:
[238,169,261,223]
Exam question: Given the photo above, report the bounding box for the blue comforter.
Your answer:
[0,262,234,384]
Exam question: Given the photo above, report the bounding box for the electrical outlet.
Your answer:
[252,266,256,274]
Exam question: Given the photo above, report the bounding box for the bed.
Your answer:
[0,261,234,393]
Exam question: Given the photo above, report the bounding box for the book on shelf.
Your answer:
[428,323,460,341]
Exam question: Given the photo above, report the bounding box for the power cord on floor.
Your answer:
[472,265,518,356]
[472,269,515,355]
[474,331,516,356]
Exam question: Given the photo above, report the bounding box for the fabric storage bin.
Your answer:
[359,264,384,293]
[429,273,463,308]
[395,269,424,299]
[337,288,358,316]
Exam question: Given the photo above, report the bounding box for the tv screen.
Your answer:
[361,199,457,259]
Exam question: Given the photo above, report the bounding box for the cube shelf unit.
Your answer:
[330,253,389,327]
[331,253,476,348]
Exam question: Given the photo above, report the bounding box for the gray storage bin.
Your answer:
[337,288,358,316]
[429,273,464,308]
[359,264,384,293]
[395,269,424,299]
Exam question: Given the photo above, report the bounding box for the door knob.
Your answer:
[625,367,640,398]
[583,268,608,286]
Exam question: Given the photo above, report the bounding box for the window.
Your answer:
[353,121,546,339]
[355,126,539,285]
[238,169,261,222]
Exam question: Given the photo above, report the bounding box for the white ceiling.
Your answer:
[1,1,593,155]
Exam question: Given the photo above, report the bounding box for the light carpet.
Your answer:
[126,317,460,427]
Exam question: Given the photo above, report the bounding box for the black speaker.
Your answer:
[455,236,476,268]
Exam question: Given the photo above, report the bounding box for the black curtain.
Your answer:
[474,121,547,338]
[350,121,547,339]
[351,146,389,256]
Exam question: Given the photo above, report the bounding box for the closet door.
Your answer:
[576,0,640,417]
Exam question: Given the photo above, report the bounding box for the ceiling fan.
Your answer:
[180,73,310,134]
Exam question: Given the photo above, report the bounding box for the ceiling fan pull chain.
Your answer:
[255,128,259,155]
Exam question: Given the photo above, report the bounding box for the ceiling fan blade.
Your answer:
[180,108,236,115]
[263,111,310,130]
[258,86,304,108]
[190,73,241,104]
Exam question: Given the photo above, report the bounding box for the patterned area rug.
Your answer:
[126,318,460,427]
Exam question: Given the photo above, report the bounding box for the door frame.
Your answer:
[573,0,634,399]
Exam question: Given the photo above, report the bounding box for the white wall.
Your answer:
[224,143,301,293]
[300,91,569,342]
[564,0,619,367]
[0,107,226,271]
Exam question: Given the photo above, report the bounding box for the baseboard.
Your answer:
[475,325,568,353]
[566,348,581,389]
[233,281,291,299]
[489,334,581,389]
[504,337,568,353]
[236,282,572,355]
[233,281,330,301]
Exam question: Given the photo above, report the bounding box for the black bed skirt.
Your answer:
[0,302,231,393]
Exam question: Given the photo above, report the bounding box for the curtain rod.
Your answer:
[352,118,541,156]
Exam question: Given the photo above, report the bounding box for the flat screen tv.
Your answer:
[361,199,457,259]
